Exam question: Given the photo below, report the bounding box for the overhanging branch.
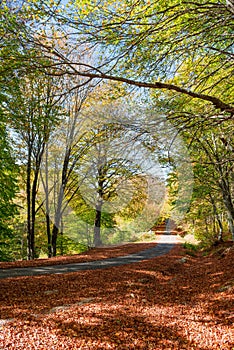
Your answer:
[74,70,234,115]
[34,41,234,115]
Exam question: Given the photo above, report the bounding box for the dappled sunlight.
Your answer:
[1,297,233,349]
[0,244,233,349]
[210,272,223,277]
[1,1,233,349]
[131,269,163,278]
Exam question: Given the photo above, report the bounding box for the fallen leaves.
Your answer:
[0,242,157,269]
[0,242,233,349]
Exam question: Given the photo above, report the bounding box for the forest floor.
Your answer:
[0,242,158,269]
[0,239,233,349]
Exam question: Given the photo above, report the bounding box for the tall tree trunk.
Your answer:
[44,144,52,257]
[60,219,64,255]
[220,179,234,241]
[94,203,102,247]
[51,201,62,256]
[26,148,33,260]
[31,143,46,259]
[51,186,64,256]
[51,150,71,256]
[209,194,223,242]
[31,163,40,259]
[51,224,59,257]
[227,213,234,242]
[46,213,52,258]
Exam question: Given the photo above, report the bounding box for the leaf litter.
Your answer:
[0,242,233,349]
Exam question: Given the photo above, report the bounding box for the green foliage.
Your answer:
[107,228,133,245]
[0,124,20,261]
[58,0,233,109]
[0,0,233,258]
[183,242,199,256]
[0,226,22,261]
[166,119,234,244]
[56,235,88,256]
[183,242,198,252]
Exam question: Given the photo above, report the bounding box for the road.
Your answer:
[0,234,178,279]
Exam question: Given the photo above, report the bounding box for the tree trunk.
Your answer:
[52,185,64,256]
[26,140,46,260]
[227,213,234,242]
[51,149,70,256]
[46,213,52,257]
[26,148,33,260]
[60,219,64,255]
[31,163,40,259]
[221,181,234,241]
[51,223,59,257]
[43,143,52,257]
[209,194,223,242]
[94,203,102,247]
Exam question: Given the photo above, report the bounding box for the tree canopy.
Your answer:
[0,0,233,260]
[25,0,234,116]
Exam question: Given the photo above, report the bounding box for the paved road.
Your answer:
[0,235,178,279]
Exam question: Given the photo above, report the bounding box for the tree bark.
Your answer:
[31,162,40,259]
[26,150,32,260]
[227,214,234,241]
[209,194,223,242]
[46,213,52,257]
[26,146,36,260]
[51,224,59,257]
[220,179,234,241]
[44,143,52,257]
[51,151,69,256]
[94,203,102,247]
[51,180,65,256]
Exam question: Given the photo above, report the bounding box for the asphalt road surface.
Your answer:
[0,234,178,279]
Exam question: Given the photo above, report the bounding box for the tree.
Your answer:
[6,72,62,259]
[44,84,92,256]
[0,123,19,261]
[74,101,171,246]
[1,0,233,256]
[29,0,234,118]
[0,3,32,260]
[77,122,143,247]
[167,121,234,242]
[191,126,234,240]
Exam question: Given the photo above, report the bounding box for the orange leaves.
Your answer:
[0,243,234,349]
[0,242,156,269]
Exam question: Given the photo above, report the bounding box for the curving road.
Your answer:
[0,234,178,279]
